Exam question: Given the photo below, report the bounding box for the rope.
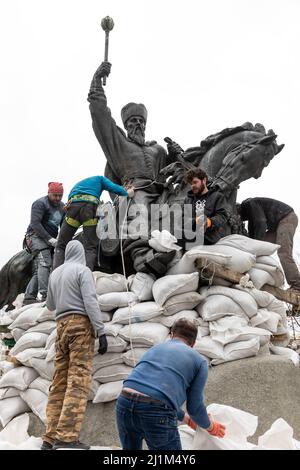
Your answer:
[198,258,216,287]
[119,197,137,366]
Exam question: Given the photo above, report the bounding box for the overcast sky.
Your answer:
[1,0,299,268]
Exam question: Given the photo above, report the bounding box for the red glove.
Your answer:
[207,420,226,438]
[186,417,197,430]
[183,413,197,430]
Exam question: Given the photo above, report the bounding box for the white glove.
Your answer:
[48,238,57,247]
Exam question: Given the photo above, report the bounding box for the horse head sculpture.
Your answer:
[162,122,284,205]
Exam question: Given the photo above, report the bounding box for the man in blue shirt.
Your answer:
[116,318,226,450]
[23,182,65,305]
[52,176,134,271]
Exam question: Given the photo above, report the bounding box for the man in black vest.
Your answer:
[240,197,300,292]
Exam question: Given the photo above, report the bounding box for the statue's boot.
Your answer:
[133,249,176,277]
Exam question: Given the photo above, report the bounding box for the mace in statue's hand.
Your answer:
[96,61,112,79]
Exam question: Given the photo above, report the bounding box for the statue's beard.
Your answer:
[127,125,145,145]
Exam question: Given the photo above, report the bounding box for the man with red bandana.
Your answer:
[23,182,65,305]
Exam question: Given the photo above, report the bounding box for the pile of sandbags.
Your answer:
[178,403,300,450]
[0,235,294,429]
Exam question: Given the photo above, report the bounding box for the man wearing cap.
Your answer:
[87,62,176,275]
[23,182,65,305]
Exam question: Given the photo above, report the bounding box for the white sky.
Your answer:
[0,0,299,268]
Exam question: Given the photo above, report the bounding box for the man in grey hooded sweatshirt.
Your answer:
[41,240,107,450]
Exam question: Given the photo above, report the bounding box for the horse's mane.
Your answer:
[183,122,266,164]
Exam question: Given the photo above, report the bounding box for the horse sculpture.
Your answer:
[0,122,284,310]
[162,122,284,207]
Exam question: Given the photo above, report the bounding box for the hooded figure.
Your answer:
[41,240,107,450]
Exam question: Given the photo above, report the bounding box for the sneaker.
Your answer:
[53,440,90,450]
[40,441,53,450]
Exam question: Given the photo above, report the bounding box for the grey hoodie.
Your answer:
[46,240,105,337]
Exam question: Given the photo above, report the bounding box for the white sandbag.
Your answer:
[104,322,123,337]
[93,272,127,295]
[194,336,224,360]
[250,309,281,333]
[211,337,260,365]
[254,262,284,288]
[216,234,279,256]
[0,436,42,450]
[266,297,287,322]
[36,307,55,322]
[45,329,57,350]
[94,336,128,354]
[92,352,124,373]
[97,292,138,311]
[209,317,271,346]
[0,313,14,326]
[149,230,182,252]
[151,310,199,328]
[149,310,199,328]
[29,377,51,395]
[256,255,280,267]
[93,380,123,404]
[0,366,38,391]
[234,285,275,309]
[15,348,47,367]
[196,322,210,338]
[186,245,255,274]
[8,307,43,331]
[113,302,163,325]
[11,294,25,311]
[27,321,56,335]
[10,332,48,356]
[0,397,30,428]
[0,387,20,400]
[29,358,54,381]
[269,344,300,366]
[153,273,199,306]
[11,328,26,342]
[20,389,47,423]
[122,347,149,367]
[100,312,113,322]
[45,343,56,362]
[93,364,133,384]
[0,361,16,375]
[87,379,99,402]
[249,267,274,289]
[129,273,155,301]
[0,413,29,445]
[119,323,170,347]
[163,292,204,316]
[197,296,247,322]
[167,248,231,275]
[192,403,258,450]
[257,418,300,450]
[178,425,195,450]
[7,302,43,321]
[200,286,258,318]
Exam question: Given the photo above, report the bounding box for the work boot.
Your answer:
[40,441,53,450]
[53,440,90,450]
[144,250,176,277]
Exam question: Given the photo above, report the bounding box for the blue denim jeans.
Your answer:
[24,234,52,300]
[116,394,182,450]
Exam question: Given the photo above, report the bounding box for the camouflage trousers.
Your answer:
[43,314,95,444]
